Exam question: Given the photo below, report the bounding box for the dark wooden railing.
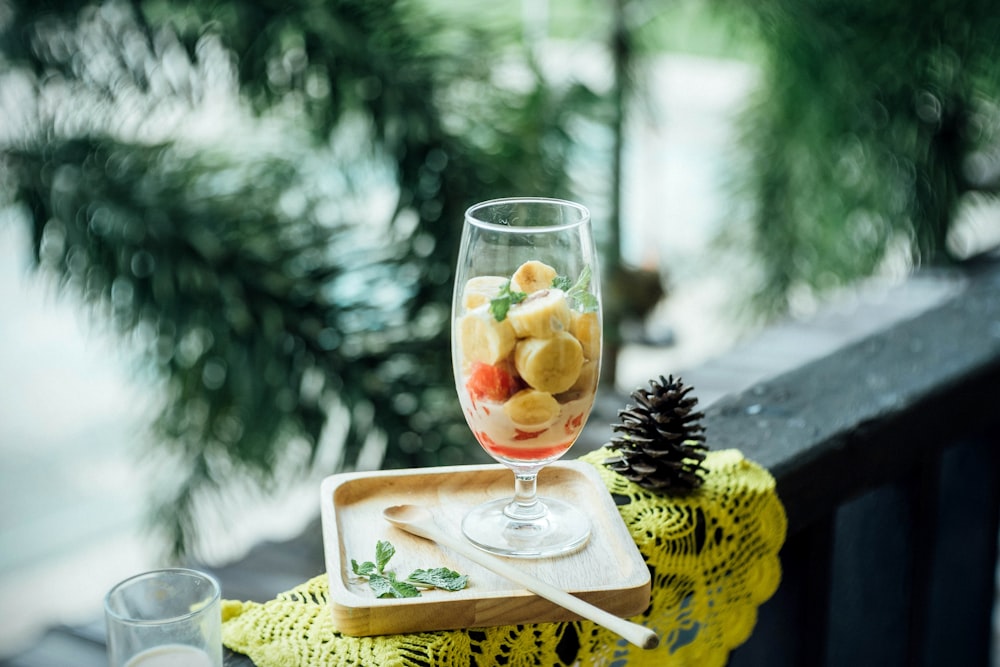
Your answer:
[723,255,1000,667]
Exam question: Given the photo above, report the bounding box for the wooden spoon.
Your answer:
[382,504,659,650]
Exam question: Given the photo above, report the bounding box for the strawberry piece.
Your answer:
[466,362,518,402]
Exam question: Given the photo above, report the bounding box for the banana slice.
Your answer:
[507,289,572,339]
[459,307,516,365]
[570,310,601,360]
[557,360,599,401]
[510,260,558,294]
[503,389,560,427]
[514,331,584,394]
[462,275,508,310]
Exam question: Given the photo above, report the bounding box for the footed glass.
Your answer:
[452,197,602,557]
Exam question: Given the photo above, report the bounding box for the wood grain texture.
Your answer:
[320,461,651,637]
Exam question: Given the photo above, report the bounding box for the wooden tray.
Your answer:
[319,461,651,637]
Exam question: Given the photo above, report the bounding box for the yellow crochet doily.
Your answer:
[222,448,786,667]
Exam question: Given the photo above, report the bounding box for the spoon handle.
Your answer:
[418,522,658,650]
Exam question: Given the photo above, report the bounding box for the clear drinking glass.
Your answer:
[452,197,602,557]
[104,568,222,667]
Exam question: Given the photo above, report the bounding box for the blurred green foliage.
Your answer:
[3,0,996,558]
[709,0,1000,319]
[0,0,607,557]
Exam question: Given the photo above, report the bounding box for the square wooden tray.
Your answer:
[319,461,651,637]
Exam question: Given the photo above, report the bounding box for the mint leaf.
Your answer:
[572,290,599,313]
[551,275,572,291]
[407,567,470,592]
[375,540,395,572]
[369,572,421,599]
[488,281,527,321]
[351,559,377,577]
[352,541,470,598]
[554,266,598,313]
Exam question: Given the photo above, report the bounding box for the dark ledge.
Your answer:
[704,254,1000,534]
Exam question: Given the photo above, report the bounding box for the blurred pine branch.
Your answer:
[0,0,607,558]
[709,0,1000,320]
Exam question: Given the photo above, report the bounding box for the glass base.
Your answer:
[462,496,591,558]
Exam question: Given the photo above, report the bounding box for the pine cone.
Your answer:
[604,375,708,494]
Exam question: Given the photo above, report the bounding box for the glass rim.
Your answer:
[104,567,221,626]
[464,197,590,232]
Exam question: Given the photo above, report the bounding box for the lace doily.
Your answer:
[222,448,786,666]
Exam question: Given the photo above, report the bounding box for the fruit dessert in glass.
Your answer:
[456,260,600,466]
[452,197,602,557]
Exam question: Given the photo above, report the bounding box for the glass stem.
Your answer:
[505,472,546,521]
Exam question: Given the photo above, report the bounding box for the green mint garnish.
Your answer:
[553,265,598,312]
[351,558,377,577]
[488,280,527,321]
[551,275,572,291]
[407,567,470,592]
[375,539,394,572]
[351,540,470,598]
[367,572,422,599]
